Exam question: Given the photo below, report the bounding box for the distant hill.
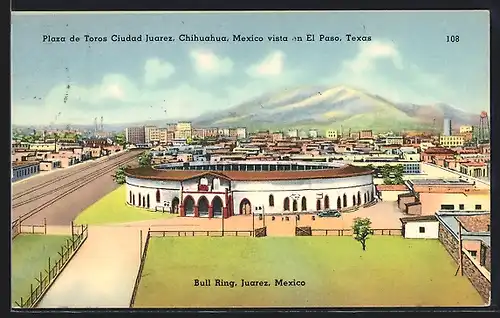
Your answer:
[13,85,480,134]
[192,85,479,133]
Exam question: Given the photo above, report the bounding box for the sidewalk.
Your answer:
[37,225,146,308]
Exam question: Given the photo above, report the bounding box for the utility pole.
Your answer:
[458,221,463,276]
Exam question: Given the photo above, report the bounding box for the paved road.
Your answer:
[12,150,140,226]
[37,226,145,308]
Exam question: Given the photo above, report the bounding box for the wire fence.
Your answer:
[13,224,89,308]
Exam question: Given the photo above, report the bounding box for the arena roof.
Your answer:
[124,164,372,181]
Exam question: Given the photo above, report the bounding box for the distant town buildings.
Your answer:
[443,118,452,136]
[125,126,146,144]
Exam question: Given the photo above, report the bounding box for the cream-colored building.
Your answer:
[325,129,338,139]
[439,135,464,148]
[175,122,193,139]
[460,125,474,134]
[29,143,61,152]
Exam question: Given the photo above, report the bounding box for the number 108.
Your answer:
[446,35,460,43]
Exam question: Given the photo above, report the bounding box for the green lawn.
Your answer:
[134,236,484,308]
[11,234,70,306]
[74,185,177,225]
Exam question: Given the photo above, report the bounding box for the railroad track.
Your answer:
[12,151,136,201]
[12,154,138,208]
[12,154,139,225]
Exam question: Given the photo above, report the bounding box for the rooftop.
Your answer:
[435,211,490,247]
[409,179,473,186]
[124,164,372,181]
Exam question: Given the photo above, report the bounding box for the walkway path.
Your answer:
[37,226,146,308]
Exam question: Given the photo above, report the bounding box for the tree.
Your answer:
[393,164,405,185]
[352,217,374,251]
[114,133,126,146]
[138,151,153,167]
[383,177,394,185]
[112,165,129,184]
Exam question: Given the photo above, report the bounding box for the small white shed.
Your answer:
[400,215,439,239]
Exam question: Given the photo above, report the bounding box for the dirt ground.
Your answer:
[119,201,405,236]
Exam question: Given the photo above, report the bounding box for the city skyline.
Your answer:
[12,11,490,126]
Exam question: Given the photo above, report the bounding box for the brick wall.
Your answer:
[481,243,491,272]
[462,252,490,303]
[438,224,459,262]
[398,195,416,210]
[406,203,422,215]
[438,224,490,303]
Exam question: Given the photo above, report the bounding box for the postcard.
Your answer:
[11,10,491,309]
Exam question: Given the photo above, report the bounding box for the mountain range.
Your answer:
[192,85,480,133]
[13,85,481,133]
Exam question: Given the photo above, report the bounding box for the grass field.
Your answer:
[134,236,484,308]
[74,185,177,225]
[11,234,70,305]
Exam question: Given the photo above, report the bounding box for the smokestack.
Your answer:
[100,116,104,132]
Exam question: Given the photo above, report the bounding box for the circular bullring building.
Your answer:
[124,161,376,218]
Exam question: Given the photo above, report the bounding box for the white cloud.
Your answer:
[144,58,175,86]
[342,40,403,73]
[189,50,233,76]
[331,39,451,105]
[246,50,285,77]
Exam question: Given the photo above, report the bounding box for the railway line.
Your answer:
[12,150,142,226]
[12,150,134,201]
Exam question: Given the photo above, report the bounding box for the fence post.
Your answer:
[48,257,51,280]
[32,226,34,234]
[39,272,43,289]
[140,230,143,259]
[71,221,74,237]
[44,218,47,235]
[30,284,33,302]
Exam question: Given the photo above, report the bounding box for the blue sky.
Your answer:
[11,11,489,125]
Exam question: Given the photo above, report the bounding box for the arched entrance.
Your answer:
[156,189,161,203]
[212,196,223,217]
[292,200,298,212]
[138,193,142,207]
[184,196,195,215]
[283,197,290,211]
[142,196,146,207]
[198,196,209,217]
[364,193,367,204]
[352,195,356,206]
[132,194,135,205]
[316,199,321,211]
[129,191,132,204]
[357,191,361,205]
[324,195,330,209]
[337,196,341,209]
[171,197,180,213]
[343,194,347,208]
[301,197,307,211]
[240,199,251,215]
[146,194,150,208]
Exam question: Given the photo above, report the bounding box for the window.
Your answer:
[459,204,464,210]
[419,226,425,233]
[475,204,482,210]
[469,250,477,258]
[440,204,454,210]
[487,224,490,232]
[269,194,274,207]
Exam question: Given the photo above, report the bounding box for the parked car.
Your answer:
[317,210,341,218]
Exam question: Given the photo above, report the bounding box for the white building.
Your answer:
[124,161,376,218]
[236,127,247,140]
[400,215,439,239]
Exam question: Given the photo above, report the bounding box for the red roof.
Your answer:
[124,165,372,181]
[424,147,456,155]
